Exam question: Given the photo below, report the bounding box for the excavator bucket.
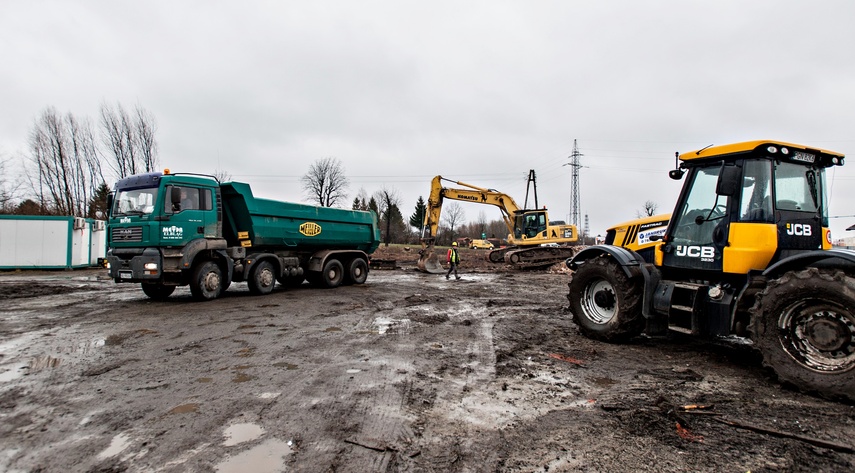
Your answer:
[417,246,445,274]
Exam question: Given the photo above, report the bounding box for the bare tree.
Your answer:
[442,202,466,243]
[27,107,103,216]
[637,200,658,218]
[374,186,405,246]
[352,187,370,211]
[301,157,349,207]
[213,169,232,182]
[0,154,21,213]
[100,102,158,178]
[134,105,158,172]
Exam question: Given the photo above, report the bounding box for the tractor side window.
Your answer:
[774,161,819,213]
[739,160,773,222]
[670,166,727,245]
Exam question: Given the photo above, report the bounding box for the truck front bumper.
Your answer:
[107,247,162,282]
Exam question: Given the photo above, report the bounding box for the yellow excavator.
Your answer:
[417,175,580,272]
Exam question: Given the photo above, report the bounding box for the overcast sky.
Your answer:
[2,1,854,239]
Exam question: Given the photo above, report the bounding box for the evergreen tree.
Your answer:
[409,196,426,230]
[88,182,111,219]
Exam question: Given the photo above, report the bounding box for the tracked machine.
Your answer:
[566,140,854,400]
[418,175,580,272]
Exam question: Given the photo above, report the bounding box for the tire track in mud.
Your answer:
[234,288,423,471]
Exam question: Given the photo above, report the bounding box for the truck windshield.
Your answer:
[113,187,159,216]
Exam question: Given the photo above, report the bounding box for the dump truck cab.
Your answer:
[567,140,855,401]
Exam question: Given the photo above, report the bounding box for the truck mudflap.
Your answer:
[107,247,163,282]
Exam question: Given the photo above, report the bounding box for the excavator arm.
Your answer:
[418,176,523,272]
[421,176,521,244]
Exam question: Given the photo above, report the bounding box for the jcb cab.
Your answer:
[567,140,855,400]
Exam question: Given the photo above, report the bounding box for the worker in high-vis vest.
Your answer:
[446,242,461,280]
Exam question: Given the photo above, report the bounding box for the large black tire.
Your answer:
[141,283,175,300]
[248,260,276,295]
[567,255,644,342]
[320,258,344,289]
[750,268,855,401]
[345,258,369,285]
[189,261,223,301]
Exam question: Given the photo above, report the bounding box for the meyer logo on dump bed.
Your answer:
[299,222,322,237]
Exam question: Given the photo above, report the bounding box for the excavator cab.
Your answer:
[514,210,548,239]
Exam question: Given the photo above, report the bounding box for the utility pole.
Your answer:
[565,139,583,228]
[523,169,538,209]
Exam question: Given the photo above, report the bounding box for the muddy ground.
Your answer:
[0,245,853,472]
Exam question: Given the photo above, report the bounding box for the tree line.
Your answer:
[1,103,159,218]
[1,105,510,246]
[300,157,512,247]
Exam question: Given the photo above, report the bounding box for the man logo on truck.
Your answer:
[299,222,322,237]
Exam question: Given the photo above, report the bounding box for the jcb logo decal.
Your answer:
[675,245,715,262]
[299,222,322,237]
[786,223,812,236]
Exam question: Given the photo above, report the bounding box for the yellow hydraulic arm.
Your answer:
[421,176,522,244]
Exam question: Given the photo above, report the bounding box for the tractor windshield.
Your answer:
[669,165,727,246]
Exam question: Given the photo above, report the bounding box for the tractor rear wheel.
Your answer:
[567,255,644,342]
[750,268,855,401]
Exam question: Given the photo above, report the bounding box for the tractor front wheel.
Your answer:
[750,268,855,401]
[567,255,644,342]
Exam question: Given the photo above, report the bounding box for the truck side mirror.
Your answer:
[106,192,114,218]
[716,165,740,196]
[171,186,182,210]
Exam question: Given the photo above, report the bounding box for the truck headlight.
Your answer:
[144,263,158,270]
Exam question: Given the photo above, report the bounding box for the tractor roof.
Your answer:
[679,140,844,167]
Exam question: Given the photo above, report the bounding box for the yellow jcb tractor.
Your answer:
[566,140,854,401]
[418,175,579,272]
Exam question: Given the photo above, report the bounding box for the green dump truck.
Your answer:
[105,171,380,300]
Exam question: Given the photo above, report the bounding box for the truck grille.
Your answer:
[112,226,143,242]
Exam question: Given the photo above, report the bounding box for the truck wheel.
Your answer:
[750,268,855,401]
[141,283,175,300]
[248,260,276,295]
[567,255,644,342]
[190,261,223,301]
[345,258,369,285]
[321,259,344,288]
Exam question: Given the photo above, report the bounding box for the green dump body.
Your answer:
[220,182,380,254]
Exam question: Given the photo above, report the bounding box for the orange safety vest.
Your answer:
[447,248,459,264]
